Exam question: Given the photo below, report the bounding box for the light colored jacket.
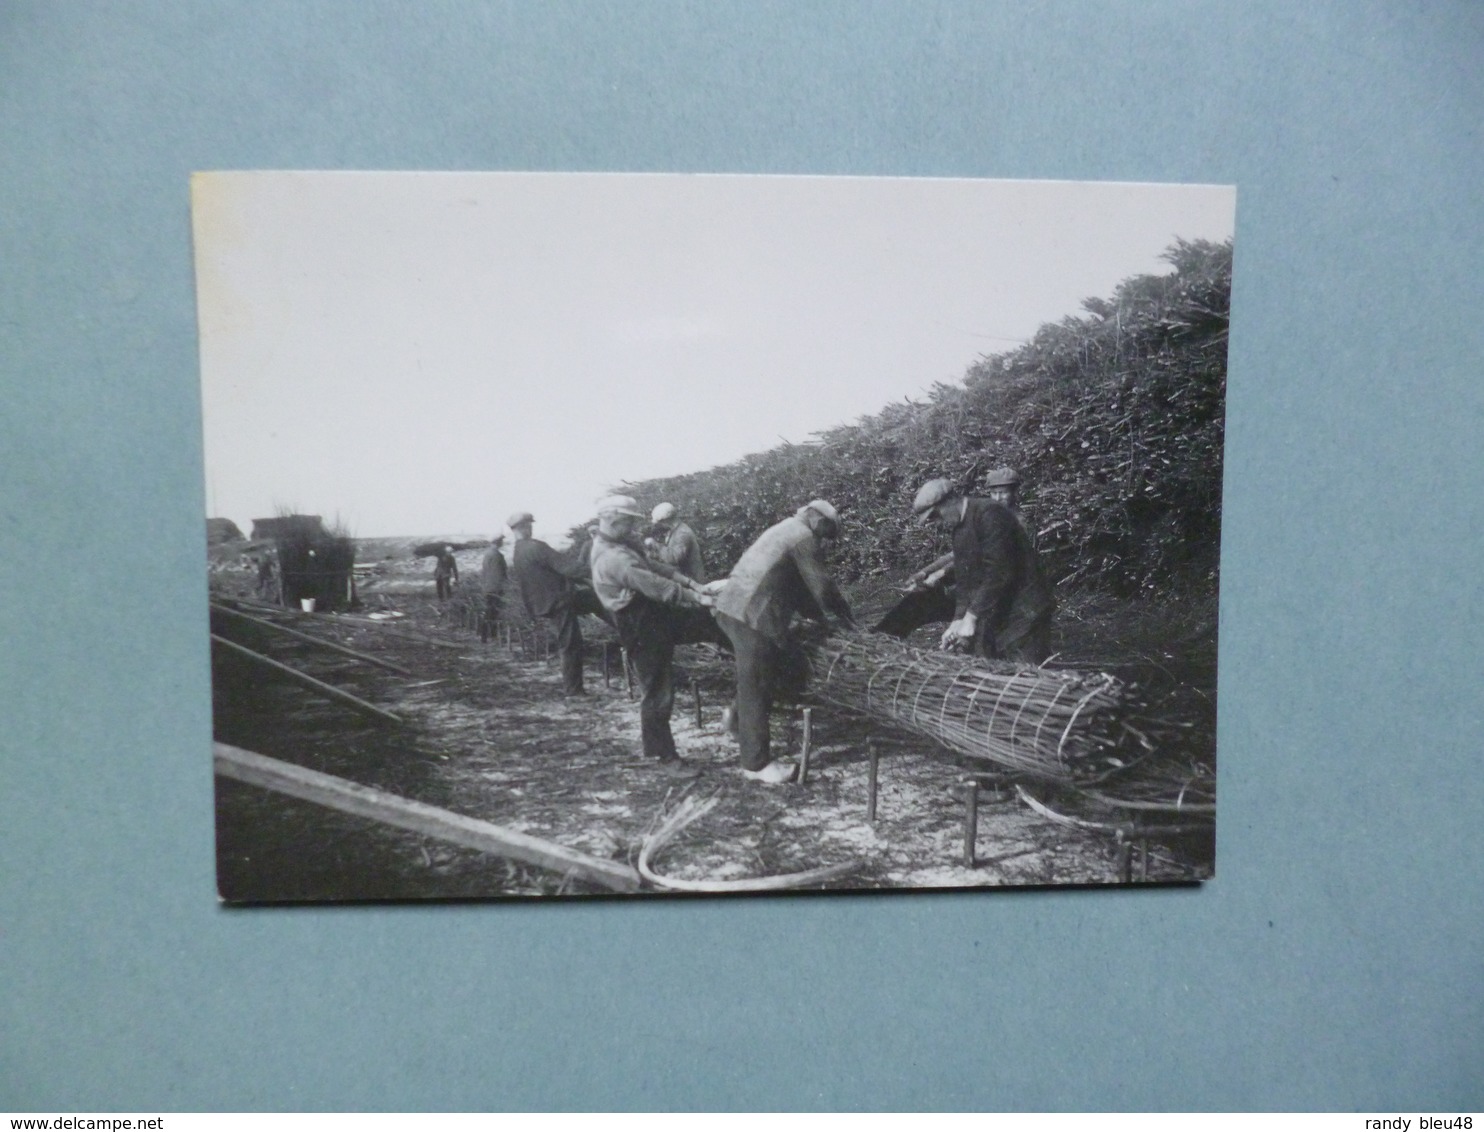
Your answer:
[590,531,702,613]
[714,516,852,639]
[652,521,707,583]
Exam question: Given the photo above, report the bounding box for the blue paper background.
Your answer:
[3,1,1481,1111]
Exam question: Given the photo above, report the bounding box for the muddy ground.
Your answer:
[210,540,1214,901]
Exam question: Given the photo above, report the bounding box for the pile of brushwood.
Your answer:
[614,238,1230,604]
[275,514,357,612]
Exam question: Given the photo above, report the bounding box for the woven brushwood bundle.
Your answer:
[803,631,1135,781]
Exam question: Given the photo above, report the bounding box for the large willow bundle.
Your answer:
[803,632,1135,782]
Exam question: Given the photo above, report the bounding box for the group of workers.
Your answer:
[472,468,1053,786]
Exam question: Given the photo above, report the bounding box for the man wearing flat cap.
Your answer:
[646,502,708,583]
[713,500,857,784]
[508,510,602,696]
[590,495,715,778]
[910,475,1055,664]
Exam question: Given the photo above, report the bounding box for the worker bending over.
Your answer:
[713,500,856,784]
[590,495,715,779]
[910,474,1055,664]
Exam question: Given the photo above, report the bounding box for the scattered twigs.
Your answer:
[210,634,404,725]
[637,792,860,892]
[334,618,468,651]
[212,637,403,726]
[214,742,640,893]
[210,602,413,675]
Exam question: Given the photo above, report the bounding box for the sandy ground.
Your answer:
[209,540,1213,900]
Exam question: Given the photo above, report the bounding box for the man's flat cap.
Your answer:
[912,478,955,516]
[596,494,646,519]
[797,499,840,525]
[984,467,1021,489]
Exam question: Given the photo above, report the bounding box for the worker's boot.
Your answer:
[742,759,797,785]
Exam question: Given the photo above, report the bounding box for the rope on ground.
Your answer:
[637,791,861,893]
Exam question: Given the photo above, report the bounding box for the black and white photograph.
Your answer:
[197,172,1234,901]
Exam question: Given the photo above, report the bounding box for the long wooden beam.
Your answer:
[210,602,413,675]
[210,634,403,725]
[213,742,642,894]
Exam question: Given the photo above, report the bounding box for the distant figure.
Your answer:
[433,545,459,601]
[646,502,708,583]
[910,474,1055,664]
[478,535,508,643]
[713,500,856,784]
[590,495,714,778]
[254,550,281,604]
[508,510,601,696]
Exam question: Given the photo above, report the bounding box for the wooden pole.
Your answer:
[213,742,640,893]
[866,737,879,822]
[210,603,413,675]
[210,634,403,726]
[798,707,813,785]
[962,777,979,868]
[693,681,703,730]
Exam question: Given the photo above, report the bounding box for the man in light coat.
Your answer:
[590,495,715,778]
[712,500,856,784]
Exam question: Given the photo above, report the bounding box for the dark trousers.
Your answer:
[435,575,453,600]
[669,604,732,650]
[541,586,612,694]
[614,598,681,762]
[479,593,502,643]
[974,608,1054,666]
[548,602,585,695]
[716,613,783,772]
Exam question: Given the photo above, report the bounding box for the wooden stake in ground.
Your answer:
[214,742,640,894]
[962,777,979,868]
[798,707,813,785]
[693,681,703,729]
[866,737,879,822]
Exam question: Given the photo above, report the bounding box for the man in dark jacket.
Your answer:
[508,510,599,695]
[590,495,714,778]
[477,534,508,643]
[433,545,459,601]
[911,477,1055,664]
[713,499,856,784]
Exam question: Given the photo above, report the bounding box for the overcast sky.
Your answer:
[194,172,1234,542]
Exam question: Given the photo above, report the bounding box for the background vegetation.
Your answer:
[618,238,1231,625]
